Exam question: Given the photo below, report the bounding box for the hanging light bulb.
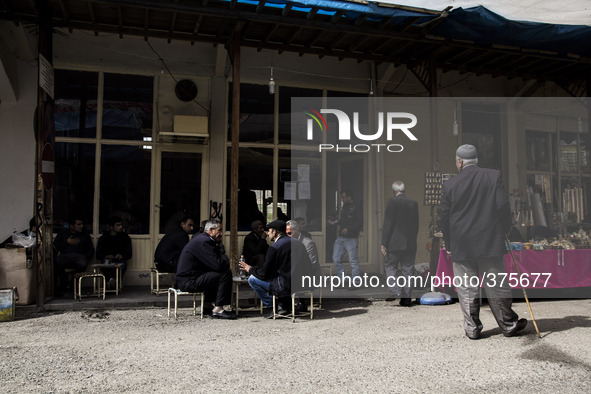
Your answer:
[452,107,459,136]
[369,78,374,96]
[269,67,275,94]
[160,59,165,74]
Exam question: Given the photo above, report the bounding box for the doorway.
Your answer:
[154,147,208,240]
[325,153,366,263]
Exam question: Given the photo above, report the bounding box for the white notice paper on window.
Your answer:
[298,164,310,182]
[284,182,296,200]
[298,182,311,200]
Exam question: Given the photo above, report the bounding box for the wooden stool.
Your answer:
[73,272,106,300]
[167,288,205,320]
[151,267,174,295]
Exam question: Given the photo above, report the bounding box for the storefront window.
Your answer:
[285,149,323,231]
[228,83,274,143]
[461,103,501,170]
[53,142,96,231]
[102,73,153,141]
[54,70,98,138]
[226,147,273,230]
[278,86,323,144]
[99,145,151,234]
[526,130,555,172]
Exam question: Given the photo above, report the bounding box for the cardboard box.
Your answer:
[0,248,36,305]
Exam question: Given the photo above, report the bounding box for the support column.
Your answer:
[35,0,54,308]
[229,32,240,273]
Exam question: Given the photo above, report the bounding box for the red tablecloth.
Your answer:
[436,249,591,289]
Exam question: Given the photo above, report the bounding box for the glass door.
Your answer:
[155,147,207,237]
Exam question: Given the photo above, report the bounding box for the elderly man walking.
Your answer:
[440,144,526,339]
[381,181,419,307]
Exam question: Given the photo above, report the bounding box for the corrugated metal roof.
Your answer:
[1,0,589,92]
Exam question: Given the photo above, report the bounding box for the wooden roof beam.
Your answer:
[331,11,344,23]
[117,4,123,38]
[307,7,319,20]
[282,3,293,17]
[57,0,73,32]
[256,0,267,14]
[88,1,98,36]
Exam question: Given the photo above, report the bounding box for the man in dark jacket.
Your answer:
[96,216,132,288]
[332,189,362,280]
[175,219,235,319]
[154,216,194,273]
[381,181,419,306]
[239,220,311,316]
[54,217,95,292]
[241,220,268,267]
[440,144,526,339]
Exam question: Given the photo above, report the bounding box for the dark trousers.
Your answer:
[179,269,232,307]
[155,260,177,273]
[453,257,519,337]
[55,253,88,290]
[384,250,416,298]
[101,260,128,281]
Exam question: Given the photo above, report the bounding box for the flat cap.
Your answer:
[266,220,286,233]
[456,144,477,160]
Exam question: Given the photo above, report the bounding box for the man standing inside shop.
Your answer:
[332,189,362,281]
[381,181,419,307]
[440,144,527,339]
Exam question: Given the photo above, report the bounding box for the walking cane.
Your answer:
[505,235,542,338]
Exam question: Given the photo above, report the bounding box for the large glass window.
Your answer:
[54,70,98,138]
[278,87,323,144]
[285,149,322,230]
[54,70,154,235]
[527,130,555,171]
[54,142,96,230]
[99,145,151,234]
[226,147,273,230]
[228,83,274,143]
[102,73,153,141]
[462,103,501,170]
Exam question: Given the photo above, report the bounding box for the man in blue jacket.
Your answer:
[440,144,526,339]
[175,219,235,319]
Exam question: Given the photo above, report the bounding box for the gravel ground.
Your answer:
[1,298,591,393]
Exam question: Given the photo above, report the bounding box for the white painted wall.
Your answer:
[0,57,37,239]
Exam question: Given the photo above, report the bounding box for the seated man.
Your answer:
[287,220,320,312]
[287,219,320,276]
[53,217,95,292]
[154,215,194,273]
[175,219,236,319]
[239,220,311,317]
[241,220,268,267]
[96,216,132,289]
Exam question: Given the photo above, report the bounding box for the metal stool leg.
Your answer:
[167,288,172,318]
